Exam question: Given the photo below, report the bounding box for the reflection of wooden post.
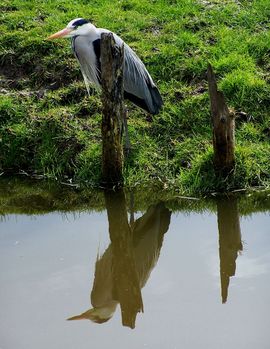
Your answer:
[217,197,242,303]
[101,33,124,187]
[207,64,235,174]
[105,190,143,328]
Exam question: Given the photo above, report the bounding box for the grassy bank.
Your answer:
[0,0,269,194]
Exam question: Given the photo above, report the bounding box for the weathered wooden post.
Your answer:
[101,33,124,187]
[207,64,235,174]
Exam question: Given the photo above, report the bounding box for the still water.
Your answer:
[0,182,269,349]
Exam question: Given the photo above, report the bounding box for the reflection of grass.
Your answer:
[0,178,269,216]
[0,0,269,193]
[0,177,105,215]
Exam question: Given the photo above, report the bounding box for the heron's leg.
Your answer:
[123,106,131,156]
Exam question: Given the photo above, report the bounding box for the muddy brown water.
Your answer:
[0,182,269,348]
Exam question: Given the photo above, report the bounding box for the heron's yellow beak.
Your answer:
[47,28,72,40]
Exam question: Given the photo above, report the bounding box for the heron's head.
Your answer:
[47,18,94,39]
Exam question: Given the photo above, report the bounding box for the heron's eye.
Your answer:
[72,24,84,30]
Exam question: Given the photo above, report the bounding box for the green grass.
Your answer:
[0,0,269,194]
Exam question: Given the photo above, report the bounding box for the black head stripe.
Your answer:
[73,18,89,28]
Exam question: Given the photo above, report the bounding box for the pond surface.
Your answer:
[0,180,269,349]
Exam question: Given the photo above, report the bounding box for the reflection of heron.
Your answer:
[68,201,171,327]
[217,197,243,303]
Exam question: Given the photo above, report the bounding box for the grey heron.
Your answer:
[48,18,163,115]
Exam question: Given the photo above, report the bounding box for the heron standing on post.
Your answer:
[48,18,163,148]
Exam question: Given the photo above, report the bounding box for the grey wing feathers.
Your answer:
[113,34,163,114]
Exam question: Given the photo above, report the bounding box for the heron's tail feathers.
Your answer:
[149,85,163,115]
[124,84,163,115]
